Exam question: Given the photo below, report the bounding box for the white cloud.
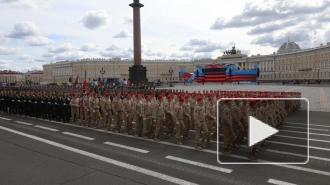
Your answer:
[28,36,54,46]
[179,38,231,53]
[106,44,121,51]
[112,28,132,38]
[140,44,167,58]
[48,43,77,53]
[122,16,133,25]
[0,59,12,69]
[0,46,20,55]
[1,0,54,10]
[19,54,33,60]
[6,21,40,38]
[0,34,10,44]
[81,43,98,51]
[55,51,85,60]
[80,10,111,30]
[100,45,132,59]
[42,53,54,58]
[18,54,36,63]
[35,58,51,63]
[2,0,330,72]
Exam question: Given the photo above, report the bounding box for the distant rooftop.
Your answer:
[277,37,301,54]
[0,70,23,75]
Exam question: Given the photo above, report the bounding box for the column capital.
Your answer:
[129,0,144,8]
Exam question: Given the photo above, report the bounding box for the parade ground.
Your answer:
[0,84,330,185]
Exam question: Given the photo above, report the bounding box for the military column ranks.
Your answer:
[0,87,301,161]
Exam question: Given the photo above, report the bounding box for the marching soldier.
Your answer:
[153,94,165,142]
[100,93,106,125]
[104,93,113,131]
[133,94,144,137]
[222,99,236,155]
[79,93,86,125]
[194,96,209,150]
[143,95,153,139]
[173,97,186,145]
[183,96,192,140]
[123,94,133,134]
[91,93,101,128]
[70,93,79,125]
[84,92,91,127]
[205,97,216,143]
[87,92,94,127]
[247,100,258,160]
[164,95,174,136]
[231,99,244,148]
[112,92,125,133]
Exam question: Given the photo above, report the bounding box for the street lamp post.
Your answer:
[169,67,174,87]
[100,67,105,84]
[317,68,320,84]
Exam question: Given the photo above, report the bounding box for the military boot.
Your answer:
[248,153,257,161]
[195,144,202,150]
[200,140,206,149]
[176,139,183,145]
[223,148,231,155]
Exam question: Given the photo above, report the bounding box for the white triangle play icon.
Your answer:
[248,116,279,147]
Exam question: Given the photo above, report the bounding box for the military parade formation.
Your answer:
[0,85,301,161]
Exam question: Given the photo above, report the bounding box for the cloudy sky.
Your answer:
[1,0,330,72]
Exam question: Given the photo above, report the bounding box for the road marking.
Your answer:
[0,117,11,121]
[283,125,328,131]
[268,178,296,185]
[15,121,33,126]
[285,87,300,92]
[280,129,330,137]
[217,138,330,162]
[286,122,330,128]
[273,163,330,177]
[266,149,330,162]
[0,126,197,185]
[165,156,232,173]
[274,134,330,144]
[34,125,58,132]
[62,132,95,140]
[320,88,330,109]
[104,142,149,154]
[46,119,330,164]
[268,141,330,152]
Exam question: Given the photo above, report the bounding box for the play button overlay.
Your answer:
[217,97,309,165]
[249,116,279,147]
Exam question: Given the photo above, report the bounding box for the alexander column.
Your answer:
[128,0,148,85]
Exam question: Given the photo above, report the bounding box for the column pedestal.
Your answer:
[129,65,148,85]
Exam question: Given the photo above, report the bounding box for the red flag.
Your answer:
[83,78,87,92]
[97,78,101,86]
[73,75,79,90]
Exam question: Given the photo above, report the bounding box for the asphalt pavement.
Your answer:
[0,107,330,185]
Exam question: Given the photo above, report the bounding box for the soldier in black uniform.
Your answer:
[41,92,48,119]
[35,92,41,118]
[47,92,54,121]
[54,93,60,121]
[23,92,29,117]
[63,93,71,123]
[28,94,34,117]
[8,92,14,115]
[0,91,4,113]
[17,92,23,116]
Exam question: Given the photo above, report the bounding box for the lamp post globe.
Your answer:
[100,67,105,84]
[169,67,174,87]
